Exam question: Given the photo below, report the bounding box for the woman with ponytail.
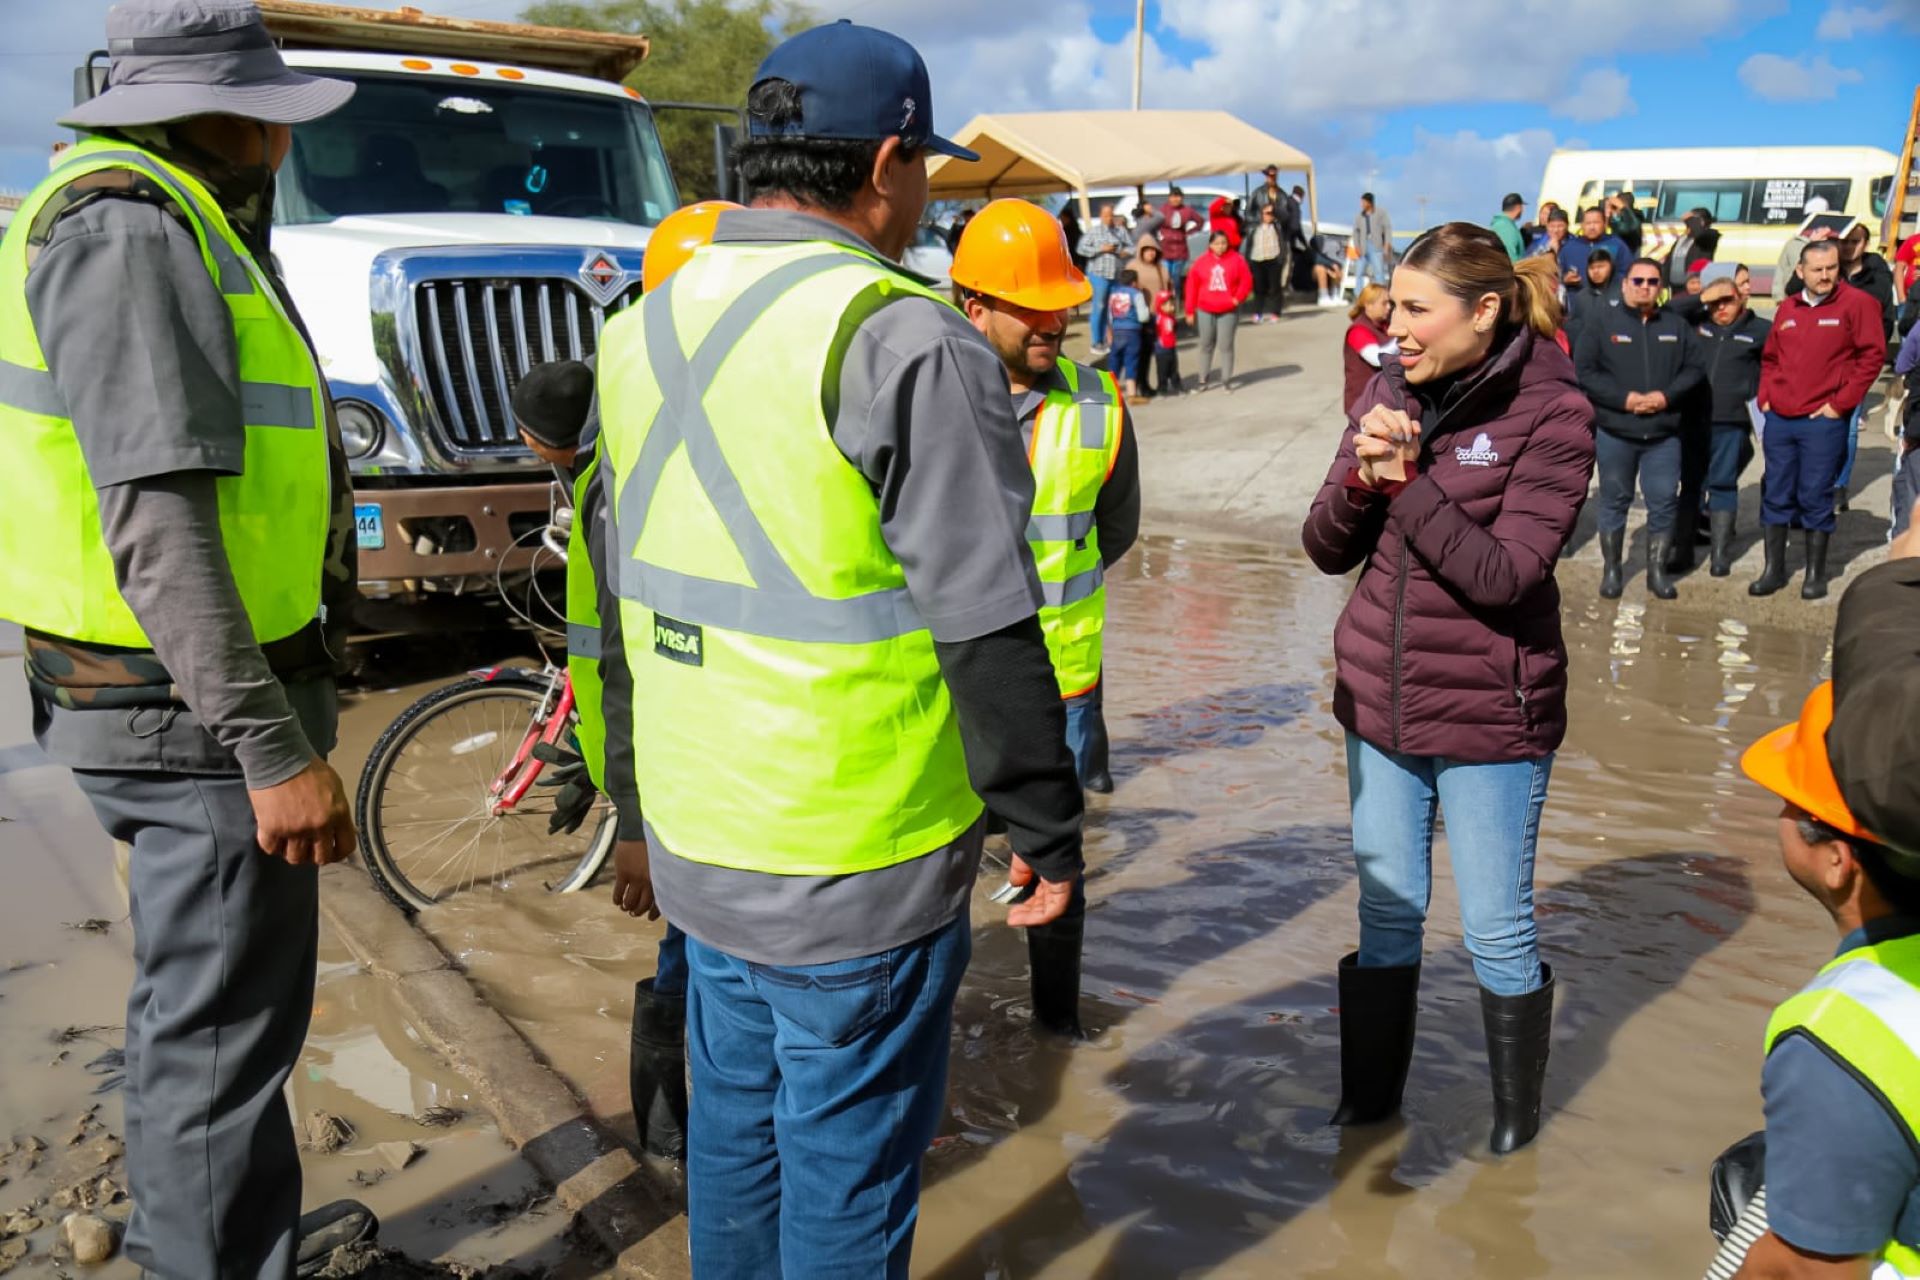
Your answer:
[1299,221,1596,1156]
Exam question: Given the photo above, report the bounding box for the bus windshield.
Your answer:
[276,72,679,226]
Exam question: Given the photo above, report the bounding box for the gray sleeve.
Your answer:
[96,475,315,788]
[26,196,247,486]
[1096,405,1142,568]
[831,295,1044,643]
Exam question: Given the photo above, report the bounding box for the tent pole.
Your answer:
[1131,0,1144,110]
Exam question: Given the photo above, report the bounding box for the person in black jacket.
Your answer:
[1687,271,1771,576]
[1564,248,1619,349]
[1575,256,1707,600]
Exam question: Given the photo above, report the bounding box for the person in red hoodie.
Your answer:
[1208,194,1243,250]
[1185,229,1254,391]
[1749,239,1888,600]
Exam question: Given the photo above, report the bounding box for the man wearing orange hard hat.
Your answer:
[1702,677,1920,1277]
[953,198,1143,1036]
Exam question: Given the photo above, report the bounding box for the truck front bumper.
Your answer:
[352,480,558,588]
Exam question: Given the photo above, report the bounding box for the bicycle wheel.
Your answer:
[356,675,616,912]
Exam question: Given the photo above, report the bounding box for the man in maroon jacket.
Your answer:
[1751,239,1887,600]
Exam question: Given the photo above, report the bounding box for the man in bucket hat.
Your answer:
[0,2,371,1273]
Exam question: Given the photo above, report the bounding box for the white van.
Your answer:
[1537,146,1901,296]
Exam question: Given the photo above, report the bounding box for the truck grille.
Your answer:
[414,278,642,451]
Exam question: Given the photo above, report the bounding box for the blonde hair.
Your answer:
[1400,222,1563,340]
[1348,282,1388,322]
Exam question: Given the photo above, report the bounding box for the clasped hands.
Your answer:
[1352,405,1421,488]
[1623,390,1669,415]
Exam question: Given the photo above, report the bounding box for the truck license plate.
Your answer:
[354,503,385,551]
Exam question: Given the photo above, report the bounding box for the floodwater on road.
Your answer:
[0,531,1842,1277]
[339,534,1837,1279]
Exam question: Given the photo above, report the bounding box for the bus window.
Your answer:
[1753,178,1852,225]
[1629,181,1660,210]
[1873,174,1893,218]
[1580,180,1599,201]
[1660,179,1749,224]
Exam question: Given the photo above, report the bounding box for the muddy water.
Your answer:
[0,626,588,1277]
[323,536,1837,1279]
[1,529,1844,1278]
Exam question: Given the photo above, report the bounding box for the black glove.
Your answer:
[1709,1130,1766,1242]
[538,758,597,836]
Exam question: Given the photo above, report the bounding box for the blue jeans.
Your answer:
[1108,328,1144,383]
[1088,274,1114,348]
[1594,429,1681,535]
[1357,247,1389,293]
[1166,258,1189,308]
[1345,733,1553,996]
[1761,412,1847,533]
[1836,401,1866,491]
[683,912,971,1278]
[655,923,688,998]
[1063,677,1109,785]
[1705,422,1753,514]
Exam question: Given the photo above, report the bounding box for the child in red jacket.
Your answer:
[1153,290,1183,395]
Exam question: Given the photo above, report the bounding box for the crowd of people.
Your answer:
[7,2,1920,1278]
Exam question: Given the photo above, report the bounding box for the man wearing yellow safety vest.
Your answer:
[0,1,375,1273]
[1711,674,1920,1277]
[952,199,1142,1035]
[594,20,1086,1275]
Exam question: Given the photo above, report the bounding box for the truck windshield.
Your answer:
[276,71,678,226]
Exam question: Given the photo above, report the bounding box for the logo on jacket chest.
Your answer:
[1454,431,1500,467]
[653,613,704,666]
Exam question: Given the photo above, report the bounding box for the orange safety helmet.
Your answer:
[642,200,742,293]
[950,198,1093,313]
[1741,681,1873,840]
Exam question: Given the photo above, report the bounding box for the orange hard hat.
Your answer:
[950,199,1092,312]
[1741,681,1872,840]
[643,200,742,293]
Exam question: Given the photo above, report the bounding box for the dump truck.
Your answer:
[77,2,679,628]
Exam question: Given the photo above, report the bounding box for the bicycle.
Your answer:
[354,494,618,913]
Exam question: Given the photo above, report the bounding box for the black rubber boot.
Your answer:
[1800,530,1832,601]
[630,978,688,1160]
[1708,510,1736,577]
[1028,907,1086,1038]
[1748,525,1791,597]
[296,1201,379,1277]
[1645,537,1678,600]
[1483,964,1555,1155]
[1330,951,1421,1126]
[1598,528,1625,599]
[1665,529,1697,574]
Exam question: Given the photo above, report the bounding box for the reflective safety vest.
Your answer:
[1027,360,1123,698]
[595,240,984,876]
[0,136,329,648]
[566,446,606,790]
[1765,932,1920,1278]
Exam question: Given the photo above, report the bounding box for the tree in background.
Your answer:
[523,0,812,203]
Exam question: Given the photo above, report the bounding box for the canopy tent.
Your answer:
[925,110,1318,230]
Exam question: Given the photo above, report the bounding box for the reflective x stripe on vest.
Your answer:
[596,240,982,877]
[566,447,607,789]
[0,137,329,648]
[1766,933,1920,1277]
[1026,359,1122,697]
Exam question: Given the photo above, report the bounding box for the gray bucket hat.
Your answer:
[59,0,354,130]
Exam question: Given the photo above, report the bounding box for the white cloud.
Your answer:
[1350,127,1567,231]
[1556,68,1637,123]
[1815,3,1918,40]
[1737,52,1866,102]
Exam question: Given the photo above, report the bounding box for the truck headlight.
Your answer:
[335,400,386,460]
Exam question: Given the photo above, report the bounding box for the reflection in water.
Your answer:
[320,537,1842,1279]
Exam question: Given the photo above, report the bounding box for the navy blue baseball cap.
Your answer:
[750,20,979,161]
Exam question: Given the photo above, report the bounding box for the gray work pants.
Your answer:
[71,770,318,1280]
[1196,309,1239,385]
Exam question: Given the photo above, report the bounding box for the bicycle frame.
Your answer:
[471,665,577,816]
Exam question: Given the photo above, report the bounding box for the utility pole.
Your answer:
[1132,0,1145,110]
[1416,195,1428,231]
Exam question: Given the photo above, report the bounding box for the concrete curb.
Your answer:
[318,864,689,1277]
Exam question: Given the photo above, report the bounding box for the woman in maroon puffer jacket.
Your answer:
[1301,229,1594,1156]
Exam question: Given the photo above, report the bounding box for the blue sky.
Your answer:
[4,0,1918,228]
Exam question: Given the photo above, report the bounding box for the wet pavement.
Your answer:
[320,533,1834,1279]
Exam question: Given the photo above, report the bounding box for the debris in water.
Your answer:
[349,1168,387,1189]
[373,1141,423,1173]
[0,1237,27,1274]
[61,919,113,935]
[415,1106,464,1128]
[304,1111,355,1155]
[0,1212,42,1239]
[62,1213,116,1265]
[52,1027,120,1047]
